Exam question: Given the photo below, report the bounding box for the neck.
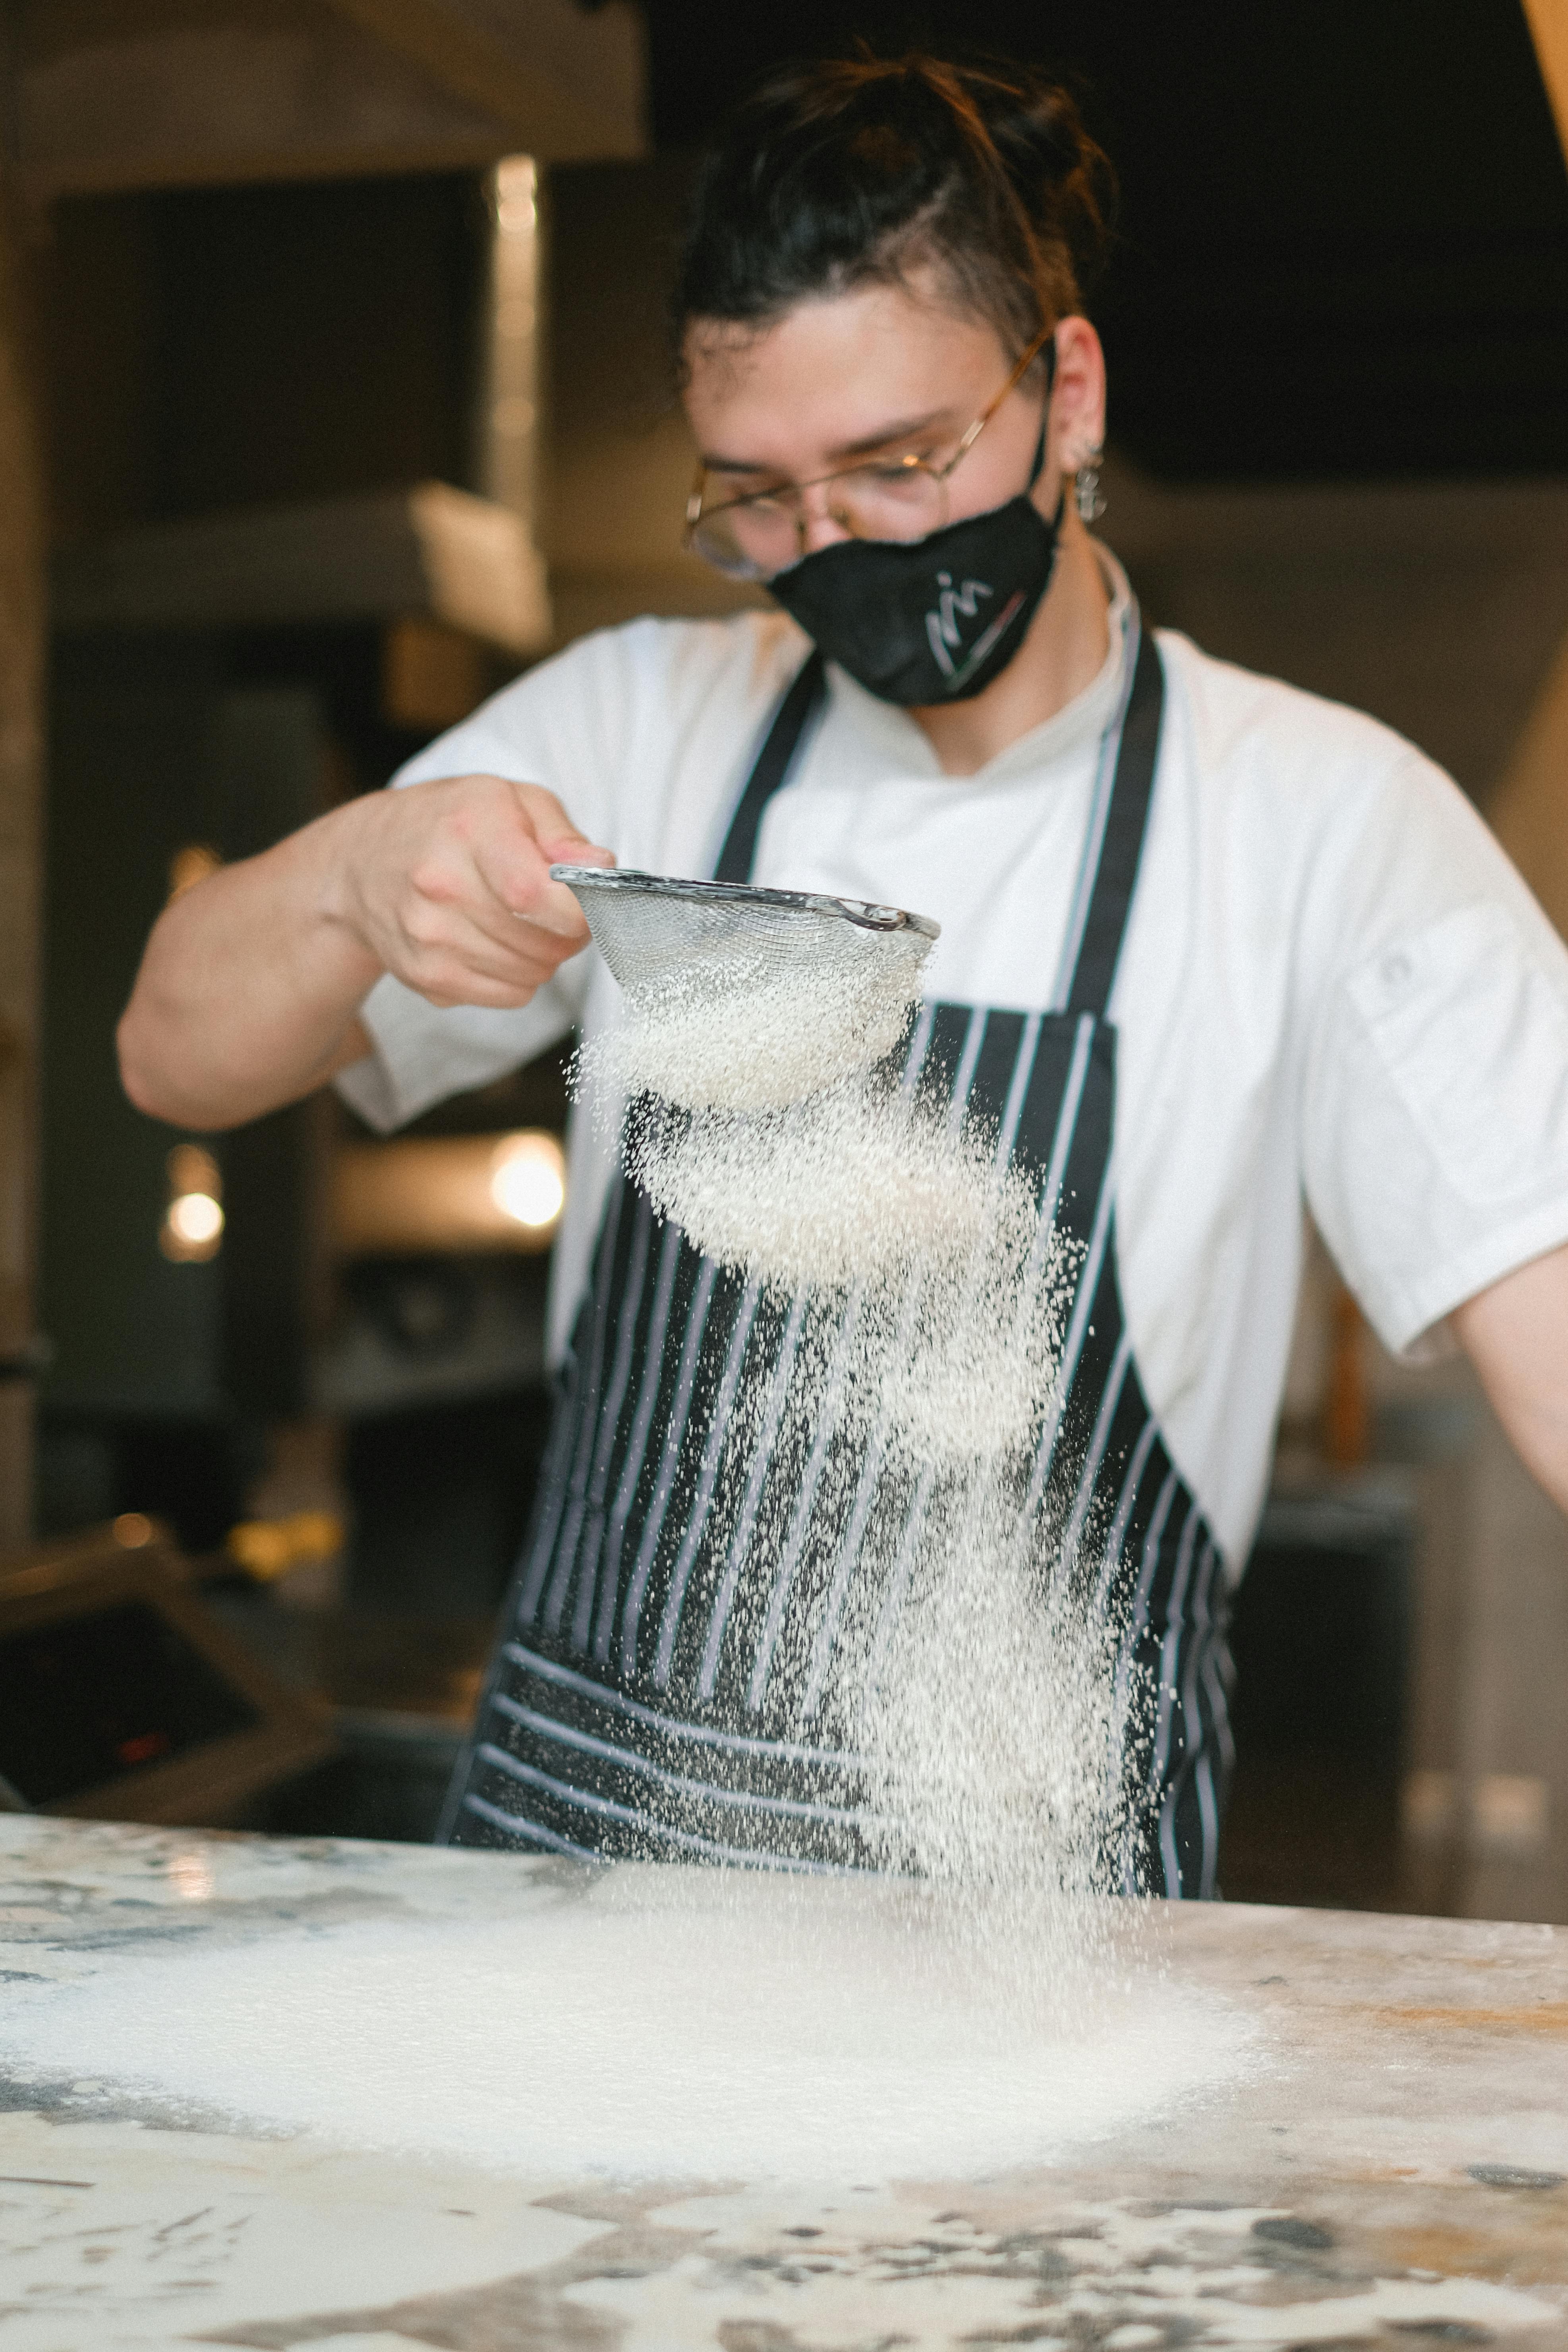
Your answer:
[909,512,1111,778]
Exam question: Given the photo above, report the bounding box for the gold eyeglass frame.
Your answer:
[683,322,1057,580]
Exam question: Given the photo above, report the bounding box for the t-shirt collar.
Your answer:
[823,543,1135,785]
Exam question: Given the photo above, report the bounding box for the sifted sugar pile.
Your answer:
[0,1871,1256,2184]
[578,883,1154,1984]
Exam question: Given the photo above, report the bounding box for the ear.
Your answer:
[1046,316,1108,479]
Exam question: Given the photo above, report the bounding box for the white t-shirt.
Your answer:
[338,552,1568,1568]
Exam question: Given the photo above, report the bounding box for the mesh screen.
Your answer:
[551,866,936,996]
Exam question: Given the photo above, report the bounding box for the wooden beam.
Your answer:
[17,0,642,202]
[19,1,510,199]
[1521,0,1568,167]
[323,0,644,160]
[52,480,552,656]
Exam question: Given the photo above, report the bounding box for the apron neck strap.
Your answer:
[1061,620,1165,1017]
[711,624,1164,1023]
[713,650,828,883]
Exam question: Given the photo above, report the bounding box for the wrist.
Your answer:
[311,795,389,988]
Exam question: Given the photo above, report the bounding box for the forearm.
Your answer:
[1452,1242,1568,1518]
[118,800,383,1131]
[119,768,608,1132]
[1491,1393,1568,1518]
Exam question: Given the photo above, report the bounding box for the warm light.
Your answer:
[490,1132,565,1230]
[160,1144,224,1262]
[166,1848,215,1902]
[160,1196,224,1261]
[227,1511,344,1582]
[168,1143,220,1196]
[331,1131,564,1255]
[494,157,536,236]
[167,844,222,902]
[113,1511,154,1548]
[169,1192,223,1245]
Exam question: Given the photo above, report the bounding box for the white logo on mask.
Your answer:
[926,571,994,677]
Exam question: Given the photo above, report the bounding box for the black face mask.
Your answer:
[767,442,1061,707]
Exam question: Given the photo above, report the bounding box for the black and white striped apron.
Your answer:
[441,615,1235,1896]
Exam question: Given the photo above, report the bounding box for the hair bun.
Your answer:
[955,64,1118,302]
[673,48,1118,361]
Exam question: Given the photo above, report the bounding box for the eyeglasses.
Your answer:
[684,324,1056,582]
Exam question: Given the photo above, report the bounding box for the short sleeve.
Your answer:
[334,965,588,1133]
[1301,753,1568,1356]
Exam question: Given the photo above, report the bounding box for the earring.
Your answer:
[1074,447,1106,524]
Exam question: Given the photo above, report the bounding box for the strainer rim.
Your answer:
[549,864,940,941]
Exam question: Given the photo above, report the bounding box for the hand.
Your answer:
[334,774,615,1009]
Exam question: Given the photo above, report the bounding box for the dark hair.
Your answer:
[671,50,1116,374]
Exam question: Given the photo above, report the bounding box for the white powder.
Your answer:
[630,1085,994,1291]
[0,1873,1255,2184]
[585,938,1080,1462]
[0,880,1239,2185]
[577,898,1148,1975]
[600,926,932,1113]
[858,1502,1146,2000]
[570,896,1161,2004]
[627,1087,1076,1458]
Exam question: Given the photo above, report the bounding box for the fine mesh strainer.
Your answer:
[551,865,940,995]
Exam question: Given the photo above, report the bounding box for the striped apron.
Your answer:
[440,614,1235,1897]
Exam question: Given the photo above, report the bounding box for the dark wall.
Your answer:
[41,9,1568,539]
[639,0,1568,481]
[43,635,230,1424]
[39,170,527,1561]
[46,172,487,545]
[41,640,329,1426]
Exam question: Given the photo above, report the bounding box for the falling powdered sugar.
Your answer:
[0,887,1253,2206]
[575,881,1158,2003]
[583,913,1074,1460]
[606,924,932,1112]
[629,1083,990,1292]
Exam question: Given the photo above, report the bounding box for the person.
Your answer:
[118,52,1568,1896]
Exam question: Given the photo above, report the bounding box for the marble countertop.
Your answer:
[1,1814,1565,2351]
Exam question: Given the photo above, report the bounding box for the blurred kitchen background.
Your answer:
[1,0,1567,1921]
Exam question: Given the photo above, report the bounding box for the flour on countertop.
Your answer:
[0,1872,1256,2184]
